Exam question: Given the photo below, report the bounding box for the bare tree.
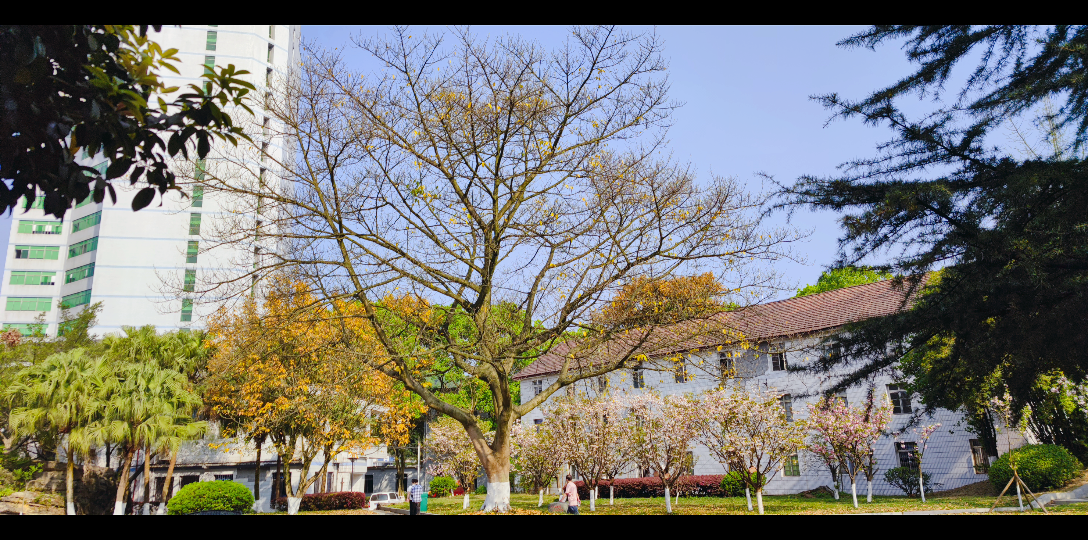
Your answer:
[194,25,794,511]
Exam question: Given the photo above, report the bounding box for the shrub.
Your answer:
[429,476,457,497]
[719,472,747,497]
[272,491,368,512]
[989,444,1083,492]
[167,480,254,515]
[883,467,932,497]
[474,484,487,495]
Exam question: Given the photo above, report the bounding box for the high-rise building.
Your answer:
[0,25,301,336]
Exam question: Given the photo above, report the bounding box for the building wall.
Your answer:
[518,334,1020,495]
[0,25,301,337]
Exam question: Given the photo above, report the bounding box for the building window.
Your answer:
[269,25,275,39]
[836,390,849,408]
[206,30,217,51]
[65,263,95,284]
[632,367,645,389]
[22,197,45,210]
[68,237,98,258]
[17,220,62,235]
[192,186,204,208]
[61,289,92,308]
[3,323,46,335]
[183,269,196,293]
[189,213,202,235]
[532,380,543,396]
[195,159,207,181]
[824,342,842,363]
[203,56,215,76]
[597,376,607,392]
[674,356,688,384]
[267,44,274,63]
[180,299,194,322]
[262,117,270,137]
[364,474,374,494]
[533,418,543,425]
[75,194,94,209]
[10,271,56,286]
[970,439,989,474]
[896,441,918,469]
[887,384,912,414]
[780,394,794,422]
[16,245,60,260]
[565,385,575,397]
[6,297,53,312]
[186,241,199,263]
[214,474,233,481]
[783,453,801,476]
[718,351,736,381]
[771,350,787,371]
[71,211,102,233]
[683,451,695,475]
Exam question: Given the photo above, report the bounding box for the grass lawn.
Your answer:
[389,492,1084,515]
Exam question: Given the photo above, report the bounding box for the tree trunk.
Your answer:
[745,487,752,511]
[918,473,926,503]
[850,480,858,508]
[589,486,595,511]
[158,448,178,515]
[253,439,263,512]
[538,489,543,507]
[866,479,873,503]
[664,485,672,513]
[462,492,470,510]
[477,449,512,512]
[65,447,76,515]
[755,488,765,515]
[142,446,152,515]
[105,442,112,469]
[113,447,135,515]
[610,485,614,505]
[1015,479,1024,510]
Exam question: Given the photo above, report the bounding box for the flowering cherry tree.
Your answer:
[626,393,698,514]
[807,390,891,507]
[510,419,566,507]
[428,416,487,509]
[713,387,808,514]
[549,394,633,511]
[805,398,847,501]
[910,423,941,503]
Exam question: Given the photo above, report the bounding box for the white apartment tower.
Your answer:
[1,25,301,336]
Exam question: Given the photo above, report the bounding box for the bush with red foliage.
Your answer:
[572,475,727,499]
[272,491,369,511]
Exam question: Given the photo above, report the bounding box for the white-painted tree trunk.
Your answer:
[480,481,511,512]
[755,488,765,515]
[252,498,265,513]
[833,482,839,500]
[918,475,926,503]
[538,489,544,507]
[675,489,679,506]
[113,501,125,515]
[664,486,672,514]
[850,481,858,508]
[866,480,873,503]
[67,502,75,515]
[590,488,596,511]
[609,485,614,505]
[287,497,302,515]
[157,503,166,515]
[745,487,753,511]
[1016,481,1024,511]
[142,502,150,515]
[462,492,470,510]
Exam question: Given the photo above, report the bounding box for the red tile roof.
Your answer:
[514,278,922,380]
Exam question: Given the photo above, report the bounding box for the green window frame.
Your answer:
[204,55,215,75]
[18,220,63,235]
[71,211,102,233]
[3,323,47,336]
[68,237,99,258]
[206,30,217,51]
[267,45,273,63]
[189,213,202,235]
[14,245,60,260]
[61,289,92,308]
[195,159,207,181]
[22,197,45,210]
[6,297,53,312]
[186,241,199,264]
[181,299,194,322]
[192,186,204,208]
[184,269,196,292]
[783,454,801,477]
[74,194,95,209]
[65,263,95,284]
[9,271,57,286]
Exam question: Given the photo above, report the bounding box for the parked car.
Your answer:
[368,492,405,510]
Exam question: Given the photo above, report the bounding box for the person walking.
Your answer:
[559,474,580,515]
[408,479,424,515]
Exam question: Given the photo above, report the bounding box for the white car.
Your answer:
[368,492,405,510]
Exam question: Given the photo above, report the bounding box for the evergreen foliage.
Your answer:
[776,26,1088,442]
[988,444,1083,491]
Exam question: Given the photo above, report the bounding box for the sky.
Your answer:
[0,25,928,300]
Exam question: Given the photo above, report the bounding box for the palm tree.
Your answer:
[4,349,111,515]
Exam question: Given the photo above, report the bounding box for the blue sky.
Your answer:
[0,25,924,299]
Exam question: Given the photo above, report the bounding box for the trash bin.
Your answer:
[420,493,428,513]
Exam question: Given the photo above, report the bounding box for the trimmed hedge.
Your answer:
[272,491,369,512]
[429,476,456,497]
[167,481,253,515]
[883,467,932,498]
[573,475,737,499]
[989,444,1083,492]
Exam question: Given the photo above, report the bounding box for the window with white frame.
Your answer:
[771,349,787,371]
[632,367,645,389]
[532,380,543,396]
[896,441,918,469]
[783,454,801,476]
[887,384,912,414]
[674,355,688,383]
[780,394,794,422]
[969,439,989,473]
[718,351,736,381]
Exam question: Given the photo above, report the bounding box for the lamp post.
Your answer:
[349,456,358,493]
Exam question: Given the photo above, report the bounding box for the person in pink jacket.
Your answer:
[559,474,580,514]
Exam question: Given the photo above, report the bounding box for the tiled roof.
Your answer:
[514,278,922,380]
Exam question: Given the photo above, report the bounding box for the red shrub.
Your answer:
[573,475,726,499]
[272,491,369,511]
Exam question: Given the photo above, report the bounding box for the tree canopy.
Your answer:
[794,267,891,298]
[0,25,254,216]
[777,25,1088,453]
